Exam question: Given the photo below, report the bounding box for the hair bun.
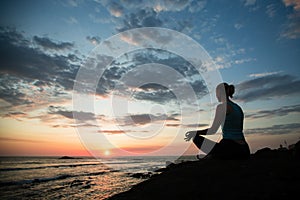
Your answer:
[228,84,235,98]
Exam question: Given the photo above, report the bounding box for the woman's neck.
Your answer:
[221,97,231,103]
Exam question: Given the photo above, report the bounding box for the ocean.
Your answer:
[0,156,194,199]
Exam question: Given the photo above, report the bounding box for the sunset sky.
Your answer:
[0,0,300,157]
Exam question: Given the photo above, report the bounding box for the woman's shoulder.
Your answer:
[216,103,227,112]
[229,100,242,108]
[225,100,240,114]
[217,102,226,107]
[228,100,244,113]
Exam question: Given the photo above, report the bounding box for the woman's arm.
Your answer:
[206,103,226,135]
[184,129,207,141]
[184,103,226,141]
[187,129,208,136]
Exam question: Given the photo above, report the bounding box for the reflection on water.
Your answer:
[0,156,181,199]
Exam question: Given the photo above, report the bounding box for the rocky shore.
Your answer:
[109,141,300,200]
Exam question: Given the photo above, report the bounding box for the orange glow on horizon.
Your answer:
[104,150,111,156]
[1,115,299,157]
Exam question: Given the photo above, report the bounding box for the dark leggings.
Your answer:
[193,134,250,160]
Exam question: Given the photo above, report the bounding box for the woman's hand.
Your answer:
[184,129,208,141]
[184,131,197,142]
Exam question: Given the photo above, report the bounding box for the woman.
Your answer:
[185,83,250,159]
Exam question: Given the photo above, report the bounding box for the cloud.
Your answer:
[283,0,300,11]
[266,4,277,18]
[131,79,206,106]
[174,19,194,33]
[166,124,181,127]
[98,130,126,134]
[86,36,101,45]
[236,74,300,102]
[125,114,152,125]
[244,0,256,6]
[34,105,103,128]
[0,28,79,86]
[114,0,191,12]
[0,75,33,106]
[119,113,179,126]
[242,0,260,11]
[188,0,206,13]
[233,58,255,65]
[64,16,78,24]
[4,111,26,117]
[121,145,164,153]
[0,27,81,107]
[71,123,98,127]
[133,87,177,104]
[98,1,201,38]
[52,123,98,128]
[0,26,208,112]
[281,0,300,39]
[183,123,208,128]
[97,129,148,135]
[2,111,27,121]
[92,48,208,104]
[108,1,124,17]
[234,23,244,30]
[64,0,83,7]
[166,123,208,128]
[248,71,282,78]
[0,137,45,143]
[33,36,74,51]
[246,104,300,119]
[280,12,300,39]
[48,105,95,122]
[88,14,111,24]
[212,55,255,70]
[119,28,174,46]
[117,9,163,32]
[154,0,190,12]
[208,34,254,69]
[245,123,300,135]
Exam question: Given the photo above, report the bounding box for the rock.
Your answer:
[108,140,300,200]
[166,161,176,168]
[294,140,300,160]
[128,172,152,179]
[59,156,76,159]
[70,180,84,187]
[254,147,273,157]
[154,168,168,173]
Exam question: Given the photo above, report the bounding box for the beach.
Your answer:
[0,156,175,199]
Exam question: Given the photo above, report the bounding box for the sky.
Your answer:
[0,0,300,157]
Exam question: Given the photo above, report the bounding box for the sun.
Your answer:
[104,150,110,156]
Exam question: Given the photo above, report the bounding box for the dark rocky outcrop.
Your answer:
[109,140,300,200]
[58,156,76,159]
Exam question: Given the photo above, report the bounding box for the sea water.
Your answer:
[0,156,182,199]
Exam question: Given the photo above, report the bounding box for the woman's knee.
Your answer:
[192,134,199,143]
[193,135,205,147]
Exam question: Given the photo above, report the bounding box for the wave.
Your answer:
[102,160,145,165]
[0,162,102,172]
[0,170,114,187]
[21,161,43,164]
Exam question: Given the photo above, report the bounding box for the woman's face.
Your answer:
[216,88,221,102]
[216,86,226,102]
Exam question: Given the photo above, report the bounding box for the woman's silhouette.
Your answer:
[185,83,250,159]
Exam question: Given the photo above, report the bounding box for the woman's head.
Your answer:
[216,83,235,102]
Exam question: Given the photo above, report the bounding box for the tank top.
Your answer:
[222,101,245,140]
